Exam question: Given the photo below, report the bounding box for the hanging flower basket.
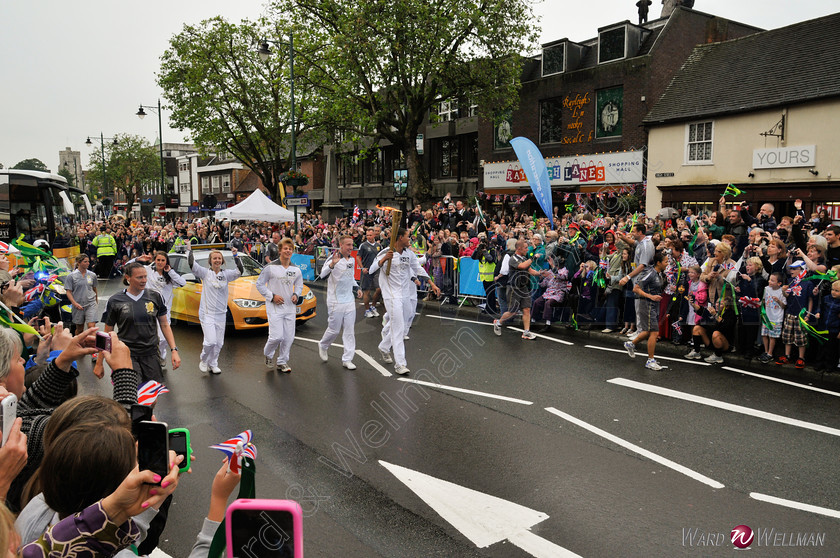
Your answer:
[280,170,309,187]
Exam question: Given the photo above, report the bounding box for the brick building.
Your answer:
[478,7,759,214]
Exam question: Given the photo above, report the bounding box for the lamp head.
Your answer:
[258,42,271,62]
[136,106,147,120]
[85,137,92,145]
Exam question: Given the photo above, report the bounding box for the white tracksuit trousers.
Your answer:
[378,297,412,367]
[264,305,296,364]
[319,302,356,363]
[199,311,226,368]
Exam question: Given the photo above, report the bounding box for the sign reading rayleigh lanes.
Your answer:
[483,150,644,189]
[753,145,816,169]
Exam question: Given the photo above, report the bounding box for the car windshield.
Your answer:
[194,253,263,277]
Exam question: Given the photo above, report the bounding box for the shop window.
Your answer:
[539,98,563,144]
[686,121,714,163]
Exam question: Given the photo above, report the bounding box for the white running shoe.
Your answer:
[493,319,502,336]
[601,328,614,333]
[210,366,222,375]
[645,358,668,370]
[403,335,410,340]
[380,350,394,364]
[364,309,374,318]
[704,354,724,364]
[265,356,274,367]
[521,331,536,340]
[342,361,357,370]
[684,350,702,360]
[277,362,292,373]
[318,346,329,362]
[199,361,209,373]
[394,364,410,375]
[624,341,636,358]
[371,308,380,317]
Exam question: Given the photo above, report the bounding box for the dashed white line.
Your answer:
[585,344,711,366]
[397,378,533,405]
[608,377,840,437]
[545,407,725,489]
[507,327,573,345]
[722,366,840,397]
[294,336,343,348]
[355,350,393,377]
[424,314,493,326]
[750,492,840,519]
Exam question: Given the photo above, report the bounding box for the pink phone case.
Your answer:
[225,499,303,558]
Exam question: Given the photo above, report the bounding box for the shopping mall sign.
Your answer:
[483,150,643,189]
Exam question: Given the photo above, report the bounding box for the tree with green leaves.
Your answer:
[159,16,323,203]
[270,0,538,202]
[57,168,75,188]
[86,134,159,211]
[12,158,49,172]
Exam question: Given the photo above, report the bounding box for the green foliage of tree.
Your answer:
[158,16,324,202]
[57,168,75,188]
[270,0,539,202]
[12,158,49,172]
[86,134,159,211]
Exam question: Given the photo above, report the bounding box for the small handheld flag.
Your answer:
[722,184,745,197]
[137,381,170,406]
[210,430,257,474]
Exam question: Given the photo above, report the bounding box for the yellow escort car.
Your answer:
[168,248,316,330]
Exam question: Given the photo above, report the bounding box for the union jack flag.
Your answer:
[210,430,257,473]
[789,285,803,297]
[351,205,361,224]
[599,259,608,270]
[24,284,45,302]
[0,241,9,253]
[738,296,761,309]
[672,320,683,336]
[137,381,169,406]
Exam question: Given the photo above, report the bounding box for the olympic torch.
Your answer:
[385,208,403,276]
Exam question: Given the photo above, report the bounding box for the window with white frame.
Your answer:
[437,99,457,122]
[222,176,231,192]
[201,176,209,193]
[211,175,220,193]
[686,121,714,163]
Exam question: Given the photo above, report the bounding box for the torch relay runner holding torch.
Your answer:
[318,235,362,369]
[370,226,440,375]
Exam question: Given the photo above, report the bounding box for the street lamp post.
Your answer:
[257,34,296,203]
[85,133,118,204]
[136,99,167,218]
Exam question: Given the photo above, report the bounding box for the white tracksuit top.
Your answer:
[320,256,358,306]
[191,261,241,316]
[256,262,303,315]
[369,247,429,300]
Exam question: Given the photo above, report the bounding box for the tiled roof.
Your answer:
[644,12,840,123]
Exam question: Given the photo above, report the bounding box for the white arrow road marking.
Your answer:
[722,366,840,397]
[379,460,581,557]
[608,377,840,437]
[585,344,711,365]
[545,407,725,489]
[507,326,574,345]
[355,350,393,377]
[750,492,840,519]
[396,378,533,405]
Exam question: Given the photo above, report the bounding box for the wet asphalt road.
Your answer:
[76,278,840,557]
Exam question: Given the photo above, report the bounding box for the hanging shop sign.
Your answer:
[753,145,815,169]
[483,150,644,189]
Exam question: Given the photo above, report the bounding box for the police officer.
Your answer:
[92,226,117,278]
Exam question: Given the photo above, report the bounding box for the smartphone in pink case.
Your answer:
[226,499,303,558]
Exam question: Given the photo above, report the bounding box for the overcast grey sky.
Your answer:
[1,0,836,173]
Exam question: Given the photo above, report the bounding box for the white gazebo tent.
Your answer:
[215,189,295,222]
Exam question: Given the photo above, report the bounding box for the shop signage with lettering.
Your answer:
[483,150,644,189]
[753,145,815,169]
[561,92,594,145]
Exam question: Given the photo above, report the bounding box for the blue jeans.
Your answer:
[604,289,622,328]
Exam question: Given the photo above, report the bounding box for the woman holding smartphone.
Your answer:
[188,245,243,374]
[129,251,186,365]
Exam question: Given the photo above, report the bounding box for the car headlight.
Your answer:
[233,298,265,308]
[304,291,315,301]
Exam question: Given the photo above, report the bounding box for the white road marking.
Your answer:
[608,377,840,438]
[355,350,393,377]
[396,378,533,405]
[379,460,580,557]
[150,549,173,558]
[544,407,725,489]
[424,314,493,326]
[294,336,343,348]
[749,492,840,519]
[585,344,711,366]
[722,366,840,397]
[507,326,573,345]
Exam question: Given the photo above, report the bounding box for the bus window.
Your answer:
[50,188,75,249]
[11,183,49,243]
